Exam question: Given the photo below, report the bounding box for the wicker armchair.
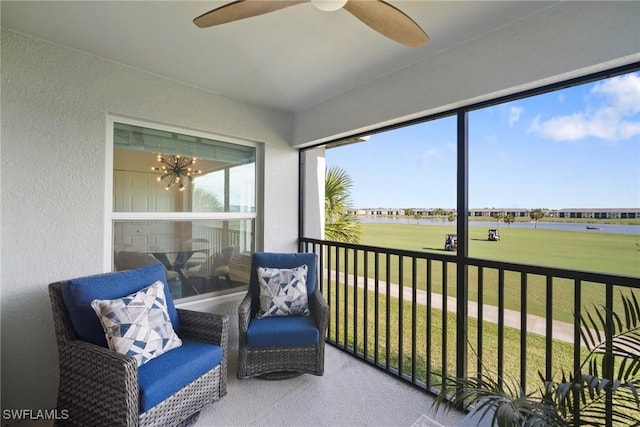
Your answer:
[49,264,228,426]
[237,252,329,378]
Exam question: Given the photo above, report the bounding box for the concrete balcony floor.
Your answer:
[193,297,467,427]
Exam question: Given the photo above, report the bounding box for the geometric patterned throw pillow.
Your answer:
[256,264,309,318]
[90,280,182,367]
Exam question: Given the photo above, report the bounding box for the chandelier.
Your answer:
[151,154,202,191]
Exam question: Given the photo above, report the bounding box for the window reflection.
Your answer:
[113,219,254,300]
[113,122,256,214]
[111,121,258,301]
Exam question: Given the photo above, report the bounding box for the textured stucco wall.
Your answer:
[293,1,640,146]
[0,29,296,413]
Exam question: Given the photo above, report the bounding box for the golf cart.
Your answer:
[444,234,458,251]
[488,229,500,241]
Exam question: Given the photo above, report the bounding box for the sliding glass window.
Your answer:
[111,121,257,301]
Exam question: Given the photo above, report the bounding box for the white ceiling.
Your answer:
[1,1,559,113]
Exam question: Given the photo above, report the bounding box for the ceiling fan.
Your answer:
[193,0,429,48]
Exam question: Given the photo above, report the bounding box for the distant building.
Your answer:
[469,208,531,218]
[552,208,639,219]
[352,207,640,219]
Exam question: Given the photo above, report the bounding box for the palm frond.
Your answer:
[432,291,640,427]
[550,291,640,425]
[432,291,640,426]
[324,213,362,243]
[325,166,354,217]
[324,166,362,243]
[433,373,567,427]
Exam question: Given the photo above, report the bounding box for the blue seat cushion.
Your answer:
[138,339,223,412]
[246,315,320,348]
[60,263,180,347]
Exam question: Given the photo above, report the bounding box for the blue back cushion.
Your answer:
[249,252,318,313]
[60,263,180,347]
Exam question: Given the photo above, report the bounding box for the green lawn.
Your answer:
[343,222,640,323]
[325,279,586,396]
[360,222,639,277]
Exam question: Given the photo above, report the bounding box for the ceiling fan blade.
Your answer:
[343,0,429,48]
[194,0,308,28]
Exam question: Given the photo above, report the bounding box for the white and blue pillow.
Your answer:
[256,264,309,318]
[91,280,182,366]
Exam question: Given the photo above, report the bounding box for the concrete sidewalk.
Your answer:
[326,269,578,345]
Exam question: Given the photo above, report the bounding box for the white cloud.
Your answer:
[422,148,439,160]
[421,148,439,163]
[530,73,640,141]
[509,106,523,128]
[529,113,586,141]
[620,121,640,139]
[592,73,640,115]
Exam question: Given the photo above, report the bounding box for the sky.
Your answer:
[193,163,256,211]
[326,72,640,210]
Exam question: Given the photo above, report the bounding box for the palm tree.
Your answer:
[325,166,362,243]
[193,188,223,212]
[405,208,415,224]
[530,208,545,229]
[494,212,505,230]
[434,208,446,218]
[504,214,515,227]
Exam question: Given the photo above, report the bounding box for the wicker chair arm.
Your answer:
[65,338,137,367]
[177,308,229,399]
[59,339,139,425]
[237,291,252,335]
[177,309,229,347]
[309,288,329,333]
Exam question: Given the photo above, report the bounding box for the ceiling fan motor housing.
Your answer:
[310,0,348,12]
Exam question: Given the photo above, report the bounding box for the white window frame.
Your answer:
[104,114,262,279]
